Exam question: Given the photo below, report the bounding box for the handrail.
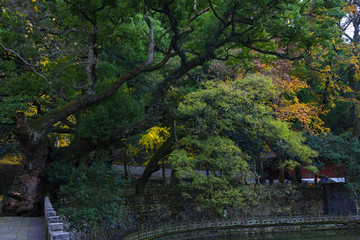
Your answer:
[125,214,360,240]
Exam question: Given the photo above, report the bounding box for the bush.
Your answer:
[47,156,125,232]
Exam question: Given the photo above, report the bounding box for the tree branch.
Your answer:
[52,128,76,134]
[143,7,155,66]
[236,39,302,60]
[207,0,225,24]
[85,46,97,95]
[164,2,187,66]
[61,118,76,129]
[0,42,63,97]
[35,45,173,131]
[188,7,210,26]
[136,134,175,194]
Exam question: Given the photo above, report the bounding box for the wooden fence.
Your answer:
[125,214,360,240]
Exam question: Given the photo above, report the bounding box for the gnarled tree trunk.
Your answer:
[1,113,48,216]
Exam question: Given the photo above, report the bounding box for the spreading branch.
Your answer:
[36,45,173,131]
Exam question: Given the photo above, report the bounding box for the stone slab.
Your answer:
[49,222,63,231]
[0,217,45,240]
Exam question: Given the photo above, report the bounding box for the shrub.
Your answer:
[47,156,125,232]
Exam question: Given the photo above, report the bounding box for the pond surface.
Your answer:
[216,229,360,240]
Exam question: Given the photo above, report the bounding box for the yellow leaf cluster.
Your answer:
[40,56,50,67]
[224,75,232,85]
[343,2,358,14]
[274,76,308,95]
[51,115,76,148]
[273,100,329,134]
[56,136,71,147]
[139,126,171,152]
[22,105,37,117]
[0,154,22,165]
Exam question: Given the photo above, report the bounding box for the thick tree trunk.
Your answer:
[256,157,266,184]
[1,113,48,216]
[2,169,47,216]
[278,158,284,184]
[296,165,303,184]
[162,162,166,186]
[170,169,179,186]
[353,103,360,141]
[136,135,174,194]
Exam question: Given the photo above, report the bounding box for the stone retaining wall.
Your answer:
[125,214,360,240]
[44,196,70,240]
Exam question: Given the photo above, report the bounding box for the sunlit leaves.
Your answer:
[139,125,170,153]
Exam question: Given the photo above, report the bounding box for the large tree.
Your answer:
[294,0,360,139]
[0,0,342,216]
[167,74,317,211]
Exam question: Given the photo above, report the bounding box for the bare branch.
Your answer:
[185,49,201,56]
[344,32,354,42]
[0,42,37,67]
[143,7,155,66]
[86,46,97,95]
[153,31,172,55]
[63,0,94,24]
[188,7,210,26]
[51,61,79,84]
[235,39,302,60]
[193,0,197,14]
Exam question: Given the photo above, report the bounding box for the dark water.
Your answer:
[216,229,360,240]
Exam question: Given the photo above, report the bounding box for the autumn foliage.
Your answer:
[253,59,329,134]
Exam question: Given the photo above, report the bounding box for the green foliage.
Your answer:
[306,133,360,195]
[0,123,18,156]
[178,74,316,164]
[168,74,317,212]
[0,0,346,219]
[245,184,302,216]
[168,145,250,214]
[264,118,318,168]
[77,86,143,143]
[47,156,125,232]
[306,133,360,177]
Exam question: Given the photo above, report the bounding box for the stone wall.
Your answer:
[324,183,357,214]
[125,214,360,240]
[297,186,324,215]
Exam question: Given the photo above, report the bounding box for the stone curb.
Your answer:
[44,197,69,240]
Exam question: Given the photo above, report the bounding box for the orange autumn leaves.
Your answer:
[273,97,328,134]
[253,59,329,134]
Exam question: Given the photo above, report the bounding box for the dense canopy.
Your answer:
[2,0,359,223]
